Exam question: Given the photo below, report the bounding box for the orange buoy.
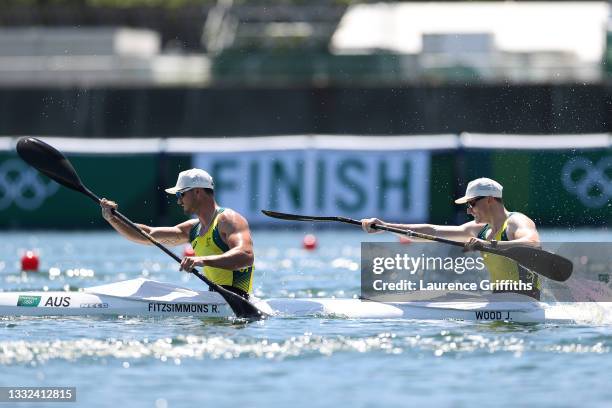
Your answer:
[302,234,318,250]
[183,245,195,257]
[21,250,40,272]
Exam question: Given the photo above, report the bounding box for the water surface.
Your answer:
[1,229,611,408]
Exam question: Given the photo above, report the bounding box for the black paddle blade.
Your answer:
[16,137,85,194]
[262,210,316,221]
[262,210,365,228]
[262,210,337,222]
[499,246,573,282]
[189,272,267,320]
[229,296,267,320]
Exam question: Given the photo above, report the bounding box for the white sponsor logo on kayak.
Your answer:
[79,303,109,308]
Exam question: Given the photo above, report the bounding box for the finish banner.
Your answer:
[193,149,431,224]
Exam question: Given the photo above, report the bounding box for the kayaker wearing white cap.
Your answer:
[100,168,255,299]
[361,177,541,299]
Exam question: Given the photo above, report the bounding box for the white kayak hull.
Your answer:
[0,278,596,323]
[0,279,235,318]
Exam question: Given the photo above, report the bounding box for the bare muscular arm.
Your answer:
[100,198,194,246]
[361,218,484,241]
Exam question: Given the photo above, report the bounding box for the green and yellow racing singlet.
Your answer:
[477,213,541,299]
[189,208,254,295]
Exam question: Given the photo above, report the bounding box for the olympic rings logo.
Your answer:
[0,159,59,211]
[561,156,611,209]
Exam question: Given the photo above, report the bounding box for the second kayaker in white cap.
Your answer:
[361,177,542,299]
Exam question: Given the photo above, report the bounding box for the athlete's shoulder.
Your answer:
[217,207,250,227]
[507,212,536,227]
[506,211,539,241]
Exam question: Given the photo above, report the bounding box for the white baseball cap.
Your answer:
[164,168,214,194]
[454,177,503,204]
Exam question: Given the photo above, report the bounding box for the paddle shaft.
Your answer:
[261,210,573,282]
[269,212,543,258]
[336,216,471,248]
[344,217,527,258]
[311,215,553,262]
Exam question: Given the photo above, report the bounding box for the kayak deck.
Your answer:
[0,278,601,323]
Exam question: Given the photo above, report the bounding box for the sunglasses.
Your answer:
[466,196,486,209]
[175,188,194,200]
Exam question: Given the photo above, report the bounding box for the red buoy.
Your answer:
[183,245,195,257]
[302,234,318,251]
[21,250,40,272]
